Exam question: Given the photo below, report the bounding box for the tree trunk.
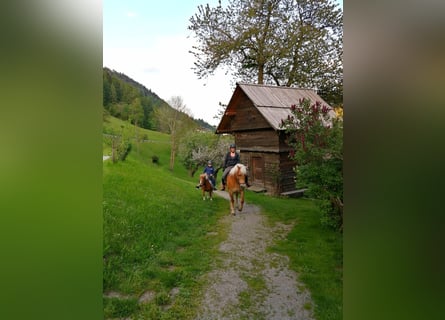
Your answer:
[111,138,116,163]
[189,168,197,177]
[258,64,264,84]
[169,139,176,171]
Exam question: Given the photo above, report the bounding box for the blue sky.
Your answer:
[103,0,343,126]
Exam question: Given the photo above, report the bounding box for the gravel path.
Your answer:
[195,191,315,320]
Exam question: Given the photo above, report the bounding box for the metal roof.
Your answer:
[237,83,334,130]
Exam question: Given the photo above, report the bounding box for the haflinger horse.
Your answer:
[199,173,214,201]
[226,163,248,215]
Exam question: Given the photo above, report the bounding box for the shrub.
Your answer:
[280,98,343,231]
[118,141,132,161]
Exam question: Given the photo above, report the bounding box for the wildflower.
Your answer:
[322,105,328,114]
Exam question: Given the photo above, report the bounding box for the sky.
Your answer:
[103,0,343,126]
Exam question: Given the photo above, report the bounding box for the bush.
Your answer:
[117,141,132,161]
[280,98,343,231]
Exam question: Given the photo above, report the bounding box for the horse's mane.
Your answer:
[199,173,212,189]
[229,163,247,175]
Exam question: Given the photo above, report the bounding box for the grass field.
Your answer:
[103,156,229,319]
[103,116,342,319]
[103,116,229,319]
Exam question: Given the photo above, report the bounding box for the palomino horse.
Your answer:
[226,163,247,215]
[198,173,213,201]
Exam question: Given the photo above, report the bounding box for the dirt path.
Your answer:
[195,191,314,320]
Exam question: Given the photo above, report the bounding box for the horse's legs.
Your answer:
[238,190,244,211]
[202,189,206,200]
[229,192,235,215]
[233,192,239,215]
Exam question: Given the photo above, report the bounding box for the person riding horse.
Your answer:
[220,144,250,191]
[196,160,217,190]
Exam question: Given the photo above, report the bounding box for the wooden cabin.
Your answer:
[216,83,334,196]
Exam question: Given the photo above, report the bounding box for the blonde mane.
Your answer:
[229,163,247,176]
[226,163,247,215]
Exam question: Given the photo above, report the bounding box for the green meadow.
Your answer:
[103,116,342,319]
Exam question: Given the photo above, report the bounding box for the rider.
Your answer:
[195,160,217,190]
[220,143,250,191]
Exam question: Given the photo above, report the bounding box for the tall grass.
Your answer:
[103,117,229,319]
[247,191,343,320]
[103,155,228,319]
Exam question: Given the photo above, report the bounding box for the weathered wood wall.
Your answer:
[240,149,296,195]
[279,152,297,193]
[226,94,270,131]
[235,130,279,152]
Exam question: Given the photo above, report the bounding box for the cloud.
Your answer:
[103,35,235,126]
[126,11,137,18]
[143,67,160,74]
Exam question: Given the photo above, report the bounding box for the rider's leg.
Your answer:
[211,177,217,190]
[221,167,231,190]
[245,175,251,187]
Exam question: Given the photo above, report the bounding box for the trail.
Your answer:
[195,191,314,320]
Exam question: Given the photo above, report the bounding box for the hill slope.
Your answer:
[103,67,215,131]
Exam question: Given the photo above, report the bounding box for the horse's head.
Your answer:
[199,173,207,186]
[233,164,247,187]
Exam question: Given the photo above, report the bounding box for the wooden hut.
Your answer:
[216,83,334,196]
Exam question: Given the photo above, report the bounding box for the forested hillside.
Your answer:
[103,67,215,131]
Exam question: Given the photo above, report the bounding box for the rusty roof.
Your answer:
[217,83,334,132]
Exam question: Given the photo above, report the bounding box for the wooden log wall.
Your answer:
[228,94,270,131]
[235,130,279,152]
[240,150,296,195]
[279,152,297,193]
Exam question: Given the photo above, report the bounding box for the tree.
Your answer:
[129,98,144,127]
[154,96,197,171]
[128,98,144,153]
[189,0,343,104]
[213,102,227,123]
[280,97,343,231]
[178,131,232,177]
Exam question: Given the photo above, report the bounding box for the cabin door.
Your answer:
[251,156,264,183]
